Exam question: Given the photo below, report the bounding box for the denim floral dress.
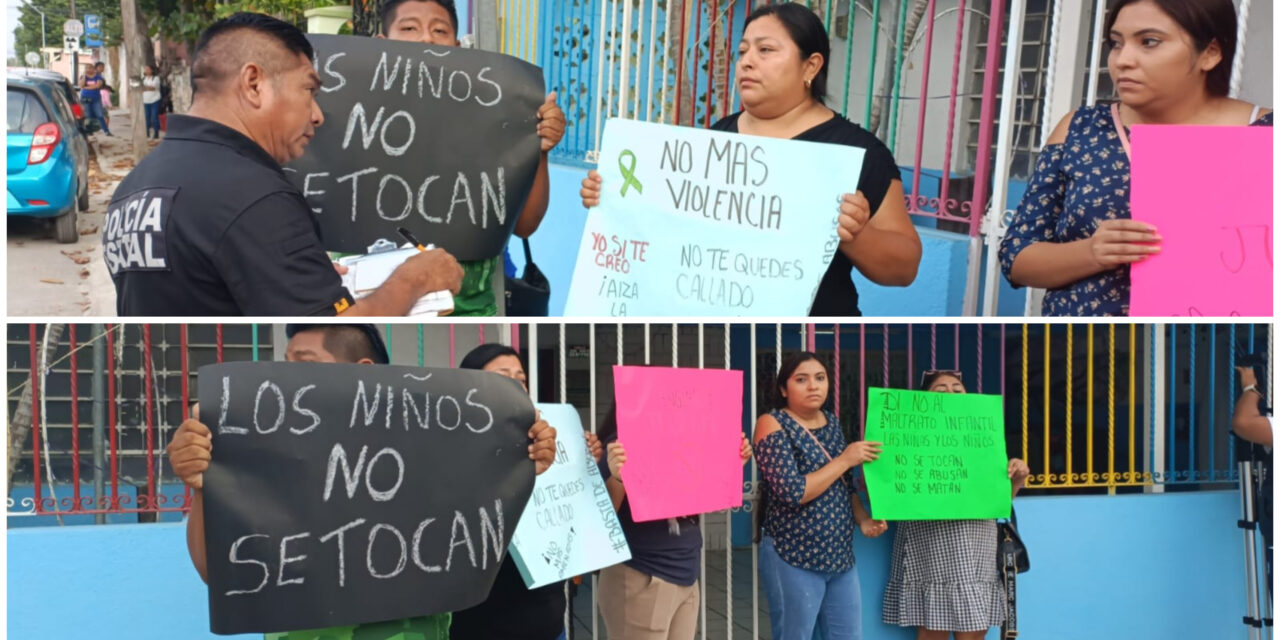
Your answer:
[755,409,860,572]
[999,104,1273,316]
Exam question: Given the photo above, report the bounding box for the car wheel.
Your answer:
[77,180,90,211]
[55,208,79,244]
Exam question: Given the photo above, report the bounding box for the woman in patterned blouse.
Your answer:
[881,370,1030,640]
[752,352,887,639]
[999,0,1272,316]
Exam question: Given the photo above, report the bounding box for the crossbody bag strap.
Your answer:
[790,412,853,494]
[1002,533,1019,639]
[1111,102,1132,160]
[798,419,834,463]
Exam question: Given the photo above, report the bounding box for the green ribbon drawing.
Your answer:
[618,150,643,197]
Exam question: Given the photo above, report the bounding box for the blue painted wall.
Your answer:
[510,164,591,318]
[851,227,969,316]
[8,521,257,640]
[8,491,1249,639]
[850,491,1250,639]
[509,163,1029,317]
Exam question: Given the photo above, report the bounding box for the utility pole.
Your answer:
[29,4,46,52]
[70,0,78,88]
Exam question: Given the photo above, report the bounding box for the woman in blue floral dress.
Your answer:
[1000,0,1271,316]
[753,352,888,640]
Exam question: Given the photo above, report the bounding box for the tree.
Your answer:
[867,0,930,136]
[8,325,65,493]
[351,0,382,36]
[121,0,149,160]
[12,0,125,63]
[153,0,333,53]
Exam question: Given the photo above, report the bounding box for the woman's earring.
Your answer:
[804,78,811,89]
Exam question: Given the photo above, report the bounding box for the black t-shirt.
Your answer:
[709,112,902,316]
[104,115,353,316]
[599,451,702,587]
[448,555,567,640]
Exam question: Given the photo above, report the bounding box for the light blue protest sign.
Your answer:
[509,403,631,589]
[565,118,865,316]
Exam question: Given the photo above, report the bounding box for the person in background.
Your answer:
[596,399,754,639]
[96,62,113,125]
[580,2,920,316]
[452,342,603,640]
[1232,362,1273,603]
[752,351,886,640]
[378,0,566,316]
[142,64,163,139]
[881,370,1030,640]
[80,62,110,135]
[166,325,558,640]
[1233,364,1271,447]
[160,62,175,116]
[999,0,1272,316]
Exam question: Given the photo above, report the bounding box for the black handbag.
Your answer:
[998,509,1030,573]
[998,509,1029,639]
[504,237,550,316]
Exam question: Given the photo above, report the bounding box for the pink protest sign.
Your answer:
[613,365,744,521]
[1129,125,1273,317]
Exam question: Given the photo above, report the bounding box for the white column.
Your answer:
[976,0,1026,317]
[1146,324,1166,494]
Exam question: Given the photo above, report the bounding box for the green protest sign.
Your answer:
[863,387,1011,520]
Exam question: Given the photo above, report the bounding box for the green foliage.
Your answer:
[12,0,350,60]
[214,0,338,23]
[154,0,342,45]
[12,0,125,58]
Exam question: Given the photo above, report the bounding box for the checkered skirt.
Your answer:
[881,519,1007,632]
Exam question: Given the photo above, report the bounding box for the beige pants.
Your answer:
[598,563,700,640]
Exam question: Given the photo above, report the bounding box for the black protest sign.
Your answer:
[285,34,544,261]
[198,362,536,635]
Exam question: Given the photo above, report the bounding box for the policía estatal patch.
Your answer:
[103,187,175,275]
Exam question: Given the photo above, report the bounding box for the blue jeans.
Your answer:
[144,101,161,135]
[82,95,109,134]
[760,536,863,640]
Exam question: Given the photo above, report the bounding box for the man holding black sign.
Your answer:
[105,13,464,316]
[375,0,565,316]
[167,324,558,638]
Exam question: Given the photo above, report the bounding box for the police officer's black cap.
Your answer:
[285,324,390,365]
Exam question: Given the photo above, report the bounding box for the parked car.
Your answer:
[7,74,92,243]
[6,67,97,135]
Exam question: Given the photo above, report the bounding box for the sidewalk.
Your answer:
[5,108,150,316]
[9,107,197,315]
[83,109,152,314]
[90,107,157,180]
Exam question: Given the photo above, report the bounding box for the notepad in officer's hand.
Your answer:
[337,246,454,316]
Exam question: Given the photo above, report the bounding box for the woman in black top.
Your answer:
[581,3,920,316]
[596,403,754,639]
[450,344,604,640]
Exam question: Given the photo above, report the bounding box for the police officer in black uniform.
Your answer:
[103,12,463,316]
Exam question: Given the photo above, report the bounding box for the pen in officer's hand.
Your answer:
[397,227,428,252]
